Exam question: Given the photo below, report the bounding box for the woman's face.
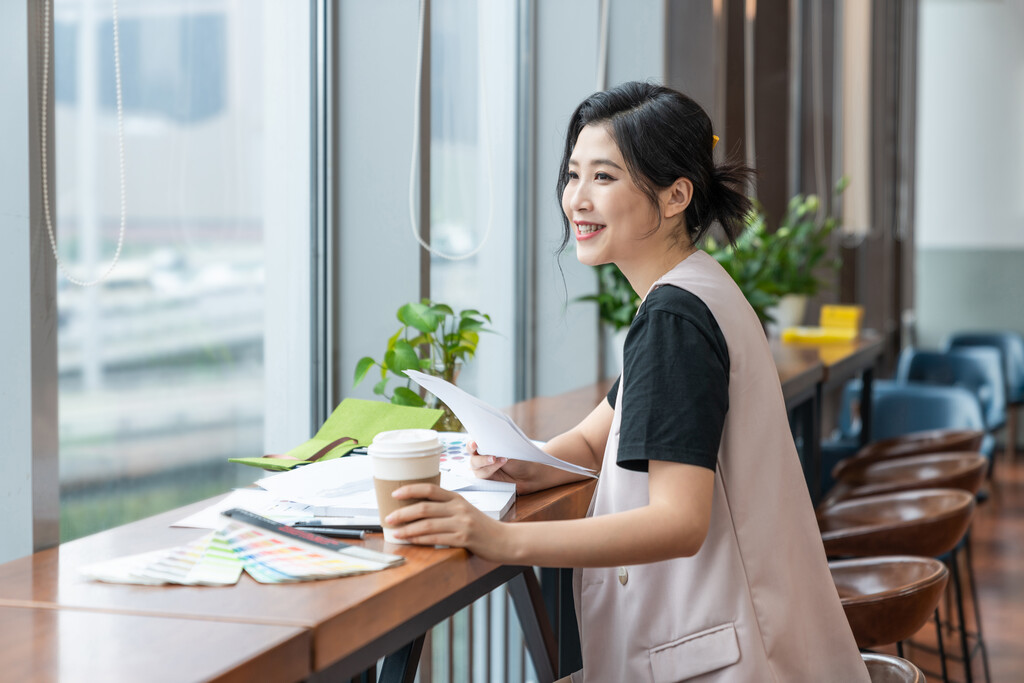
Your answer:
[561,124,667,271]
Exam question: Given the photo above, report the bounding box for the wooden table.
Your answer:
[0,382,605,683]
[0,605,311,683]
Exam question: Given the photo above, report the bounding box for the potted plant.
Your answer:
[706,180,846,326]
[353,299,492,431]
[702,209,785,325]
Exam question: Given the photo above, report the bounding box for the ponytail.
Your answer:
[693,159,756,247]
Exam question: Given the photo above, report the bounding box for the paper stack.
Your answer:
[254,433,517,522]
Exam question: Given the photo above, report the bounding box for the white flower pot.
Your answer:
[766,294,809,336]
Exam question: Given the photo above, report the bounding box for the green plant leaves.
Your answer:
[575,264,640,331]
[353,356,375,387]
[398,301,440,334]
[385,339,420,376]
[353,299,493,403]
[392,386,427,406]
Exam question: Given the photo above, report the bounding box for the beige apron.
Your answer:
[571,252,868,682]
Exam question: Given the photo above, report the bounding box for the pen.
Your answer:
[292,520,384,532]
[292,526,366,539]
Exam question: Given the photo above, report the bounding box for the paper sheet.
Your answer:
[404,370,597,478]
[173,489,380,530]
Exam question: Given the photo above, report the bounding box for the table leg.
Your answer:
[540,567,582,677]
[377,633,426,683]
[860,366,875,447]
[509,569,558,683]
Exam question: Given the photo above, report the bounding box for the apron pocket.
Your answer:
[648,622,739,682]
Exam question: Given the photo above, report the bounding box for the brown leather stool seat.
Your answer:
[861,652,927,683]
[818,489,975,558]
[834,428,985,483]
[831,556,948,650]
[823,452,987,505]
[819,488,990,682]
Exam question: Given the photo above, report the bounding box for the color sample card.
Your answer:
[79,532,243,586]
[438,432,471,469]
[219,521,392,583]
[81,520,392,586]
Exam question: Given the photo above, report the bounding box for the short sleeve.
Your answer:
[615,286,729,473]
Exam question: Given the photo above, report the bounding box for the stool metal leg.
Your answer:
[949,546,974,683]
[934,607,949,683]
[963,534,992,683]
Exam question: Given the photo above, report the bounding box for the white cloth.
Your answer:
[572,251,868,682]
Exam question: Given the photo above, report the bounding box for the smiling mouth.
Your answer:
[575,222,605,236]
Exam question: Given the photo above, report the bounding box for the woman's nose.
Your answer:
[567,182,592,212]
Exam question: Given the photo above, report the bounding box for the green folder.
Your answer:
[230,398,444,471]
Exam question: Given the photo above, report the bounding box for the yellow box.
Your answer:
[819,305,863,332]
[781,326,859,344]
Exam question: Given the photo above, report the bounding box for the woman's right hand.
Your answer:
[468,441,536,491]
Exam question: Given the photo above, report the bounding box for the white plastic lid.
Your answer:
[368,429,443,457]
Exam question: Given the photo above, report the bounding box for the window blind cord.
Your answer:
[810,0,828,226]
[407,0,495,261]
[596,0,609,91]
[743,0,757,198]
[41,0,127,287]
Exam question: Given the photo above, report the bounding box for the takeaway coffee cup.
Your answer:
[369,429,443,544]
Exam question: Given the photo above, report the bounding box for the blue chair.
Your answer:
[895,347,1006,435]
[946,331,1024,460]
[822,381,989,495]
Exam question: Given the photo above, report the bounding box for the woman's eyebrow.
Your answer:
[568,157,625,170]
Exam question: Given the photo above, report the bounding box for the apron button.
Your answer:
[617,567,628,585]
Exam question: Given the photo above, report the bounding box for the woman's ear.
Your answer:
[662,177,693,219]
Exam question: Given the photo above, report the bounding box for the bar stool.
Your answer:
[818,489,989,682]
[833,428,985,484]
[830,556,948,652]
[861,652,927,683]
[825,452,987,505]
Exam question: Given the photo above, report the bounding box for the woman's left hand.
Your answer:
[385,485,515,563]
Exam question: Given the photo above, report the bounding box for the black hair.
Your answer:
[556,81,755,253]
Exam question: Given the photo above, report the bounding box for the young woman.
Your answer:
[388,82,868,682]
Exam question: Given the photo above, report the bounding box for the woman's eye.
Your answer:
[595,172,614,181]
[566,170,579,180]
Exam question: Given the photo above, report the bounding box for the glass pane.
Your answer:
[54,0,312,541]
[429,0,517,408]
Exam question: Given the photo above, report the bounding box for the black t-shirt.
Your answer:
[607,285,729,472]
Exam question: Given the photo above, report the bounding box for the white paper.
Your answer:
[172,489,318,529]
[231,452,516,520]
[404,370,597,478]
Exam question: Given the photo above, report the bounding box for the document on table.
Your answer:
[404,370,597,478]
[253,449,516,520]
[173,489,381,530]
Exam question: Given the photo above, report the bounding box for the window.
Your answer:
[428,0,517,408]
[53,0,313,541]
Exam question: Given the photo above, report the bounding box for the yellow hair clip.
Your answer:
[712,134,720,150]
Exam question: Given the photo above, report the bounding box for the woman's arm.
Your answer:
[470,399,614,495]
[388,458,715,567]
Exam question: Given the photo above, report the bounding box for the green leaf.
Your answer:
[386,328,402,351]
[398,302,439,333]
[373,378,389,395]
[353,356,376,387]
[430,303,455,317]
[386,339,421,375]
[392,386,426,406]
